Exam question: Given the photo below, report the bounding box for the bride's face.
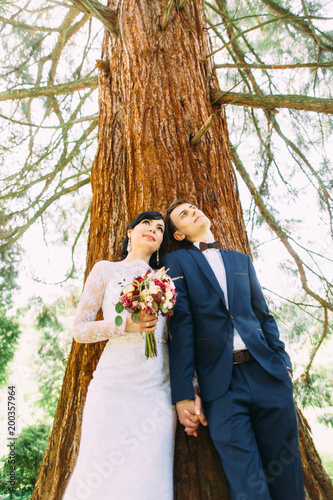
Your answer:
[128,218,165,255]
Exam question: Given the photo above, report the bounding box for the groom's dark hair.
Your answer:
[166,199,192,242]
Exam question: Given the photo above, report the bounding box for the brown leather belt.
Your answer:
[233,349,255,364]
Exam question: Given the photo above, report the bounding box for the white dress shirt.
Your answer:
[193,242,247,351]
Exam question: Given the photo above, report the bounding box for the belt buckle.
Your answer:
[233,349,247,365]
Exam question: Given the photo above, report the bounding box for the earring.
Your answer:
[127,238,132,253]
[156,249,160,267]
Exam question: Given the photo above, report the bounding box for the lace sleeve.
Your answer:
[73,261,126,343]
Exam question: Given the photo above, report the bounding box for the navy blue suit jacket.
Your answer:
[163,246,292,404]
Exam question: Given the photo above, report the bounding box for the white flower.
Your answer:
[123,284,135,294]
[140,289,152,301]
[149,282,160,295]
[163,299,173,309]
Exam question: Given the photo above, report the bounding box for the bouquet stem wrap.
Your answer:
[145,332,157,359]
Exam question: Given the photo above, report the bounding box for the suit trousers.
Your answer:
[203,361,305,500]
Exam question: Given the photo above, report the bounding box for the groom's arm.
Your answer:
[164,253,207,434]
[163,253,196,404]
[247,255,292,371]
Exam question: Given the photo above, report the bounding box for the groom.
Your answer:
[163,200,305,500]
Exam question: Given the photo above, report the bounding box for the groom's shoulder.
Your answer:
[227,249,249,258]
[164,248,190,261]
[226,249,251,261]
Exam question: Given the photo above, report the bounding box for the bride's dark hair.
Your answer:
[121,211,167,268]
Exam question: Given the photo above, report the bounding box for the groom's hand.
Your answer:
[193,393,208,427]
[176,399,199,436]
[185,394,208,436]
[176,395,207,437]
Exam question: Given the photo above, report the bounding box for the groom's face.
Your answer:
[170,203,210,242]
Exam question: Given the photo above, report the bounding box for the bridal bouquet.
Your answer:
[115,267,178,359]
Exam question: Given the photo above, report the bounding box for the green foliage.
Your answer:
[293,370,333,416]
[318,413,333,428]
[0,309,20,385]
[320,452,333,480]
[0,249,19,307]
[0,247,21,385]
[115,302,124,313]
[115,315,123,326]
[271,294,333,421]
[0,424,50,499]
[273,296,318,347]
[0,293,74,497]
[34,328,69,418]
[31,300,71,418]
[35,304,62,332]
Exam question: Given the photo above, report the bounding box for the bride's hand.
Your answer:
[125,311,158,333]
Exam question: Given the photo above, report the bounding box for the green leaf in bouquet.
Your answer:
[115,316,123,326]
[132,313,140,323]
[115,302,124,313]
[152,302,159,312]
[160,307,168,314]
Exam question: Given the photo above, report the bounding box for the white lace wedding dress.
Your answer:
[63,259,176,500]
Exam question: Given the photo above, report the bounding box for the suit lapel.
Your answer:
[188,246,227,307]
[220,249,234,310]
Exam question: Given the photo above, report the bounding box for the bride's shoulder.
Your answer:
[91,260,119,271]
[91,259,126,275]
[87,260,121,285]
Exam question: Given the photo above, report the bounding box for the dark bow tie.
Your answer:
[199,240,222,251]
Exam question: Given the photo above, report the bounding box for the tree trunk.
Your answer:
[32,1,333,498]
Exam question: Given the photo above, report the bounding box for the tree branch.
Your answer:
[211,89,333,114]
[0,112,98,129]
[0,15,60,32]
[2,119,97,206]
[209,2,333,232]
[230,144,333,313]
[261,0,333,52]
[0,178,91,252]
[48,9,84,87]
[0,76,98,102]
[215,62,333,70]
[207,15,286,58]
[68,0,118,36]
[300,307,328,384]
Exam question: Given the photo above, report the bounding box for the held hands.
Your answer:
[176,394,208,438]
[125,310,158,333]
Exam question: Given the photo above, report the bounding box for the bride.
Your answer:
[63,211,198,500]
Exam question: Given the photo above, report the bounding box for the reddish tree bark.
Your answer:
[32,1,333,498]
